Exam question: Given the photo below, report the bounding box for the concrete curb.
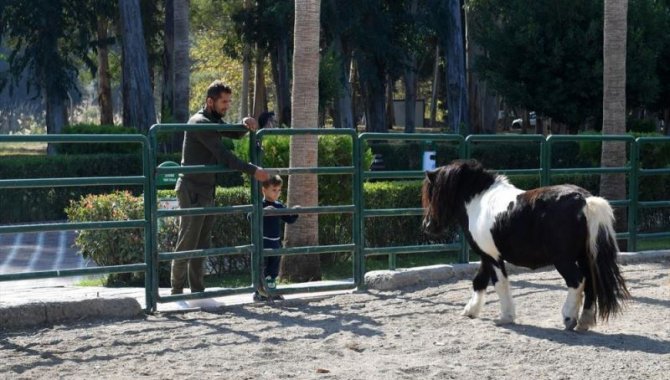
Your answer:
[0,297,143,330]
[364,250,670,291]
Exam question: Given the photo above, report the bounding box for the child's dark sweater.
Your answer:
[263,199,298,249]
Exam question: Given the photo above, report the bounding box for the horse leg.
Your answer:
[576,257,596,331]
[554,260,585,330]
[492,262,515,324]
[463,261,492,318]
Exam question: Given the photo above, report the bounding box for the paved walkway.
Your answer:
[0,231,87,277]
[0,231,352,313]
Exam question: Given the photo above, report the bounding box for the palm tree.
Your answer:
[280,0,321,282]
[600,0,628,247]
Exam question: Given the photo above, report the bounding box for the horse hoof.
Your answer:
[494,317,515,325]
[575,323,590,332]
[564,317,577,330]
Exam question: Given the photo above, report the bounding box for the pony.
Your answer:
[421,159,630,330]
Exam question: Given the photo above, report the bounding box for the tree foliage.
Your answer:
[0,0,97,97]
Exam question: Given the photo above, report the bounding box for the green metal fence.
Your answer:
[357,133,466,272]
[2,130,668,312]
[0,134,152,306]
[254,128,360,295]
[147,124,259,311]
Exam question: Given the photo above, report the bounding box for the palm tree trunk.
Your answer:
[600,0,628,249]
[280,0,322,282]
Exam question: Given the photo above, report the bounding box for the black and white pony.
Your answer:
[421,160,630,330]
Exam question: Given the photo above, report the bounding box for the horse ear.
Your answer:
[426,168,438,183]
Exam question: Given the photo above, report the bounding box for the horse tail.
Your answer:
[583,196,630,320]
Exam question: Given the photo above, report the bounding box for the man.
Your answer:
[172,80,270,295]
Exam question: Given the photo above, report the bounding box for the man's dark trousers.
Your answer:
[171,179,215,294]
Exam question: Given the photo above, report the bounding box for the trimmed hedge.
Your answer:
[0,152,244,224]
[57,124,141,154]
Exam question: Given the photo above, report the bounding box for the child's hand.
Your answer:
[264,205,276,210]
[292,205,301,209]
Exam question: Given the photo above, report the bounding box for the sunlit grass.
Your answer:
[0,142,47,155]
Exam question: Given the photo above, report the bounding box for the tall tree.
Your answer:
[600,0,628,245]
[403,0,419,133]
[173,0,190,124]
[162,0,175,124]
[445,0,469,134]
[0,1,97,154]
[119,0,157,133]
[240,0,252,118]
[280,0,321,282]
[96,15,114,125]
[466,0,604,133]
[465,5,497,134]
[321,0,354,129]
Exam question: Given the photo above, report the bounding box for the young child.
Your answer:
[254,174,299,301]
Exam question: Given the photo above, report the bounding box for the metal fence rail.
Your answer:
[2,130,668,311]
[0,134,152,308]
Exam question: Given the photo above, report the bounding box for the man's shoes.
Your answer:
[253,291,268,301]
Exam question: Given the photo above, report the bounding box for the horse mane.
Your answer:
[422,159,497,233]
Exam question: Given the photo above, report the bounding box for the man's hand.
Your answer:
[254,168,270,182]
[242,117,258,132]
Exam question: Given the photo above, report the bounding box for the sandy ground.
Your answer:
[1,261,668,380]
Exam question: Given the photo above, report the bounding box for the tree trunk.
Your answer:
[430,44,440,129]
[404,67,417,133]
[276,35,291,125]
[600,0,628,249]
[162,0,174,122]
[241,54,251,118]
[120,0,157,133]
[240,0,252,118]
[385,74,395,130]
[445,0,468,135]
[173,0,190,124]
[252,47,268,119]
[403,0,418,133]
[97,17,114,125]
[332,35,354,129]
[280,0,321,282]
[45,88,67,155]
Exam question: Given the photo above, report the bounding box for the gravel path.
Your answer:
[1,261,668,379]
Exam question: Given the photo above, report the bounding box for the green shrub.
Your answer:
[627,118,656,133]
[57,124,140,155]
[65,191,154,286]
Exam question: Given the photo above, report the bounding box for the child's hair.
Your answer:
[262,174,283,188]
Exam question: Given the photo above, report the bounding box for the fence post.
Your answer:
[628,139,640,252]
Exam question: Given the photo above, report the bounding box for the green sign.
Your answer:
[157,161,180,186]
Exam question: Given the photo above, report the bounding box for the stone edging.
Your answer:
[0,297,143,331]
[364,250,670,291]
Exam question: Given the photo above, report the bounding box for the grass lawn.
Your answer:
[0,142,47,155]
[636,237,670,251]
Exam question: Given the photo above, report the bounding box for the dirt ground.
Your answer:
[1,261,668,380]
